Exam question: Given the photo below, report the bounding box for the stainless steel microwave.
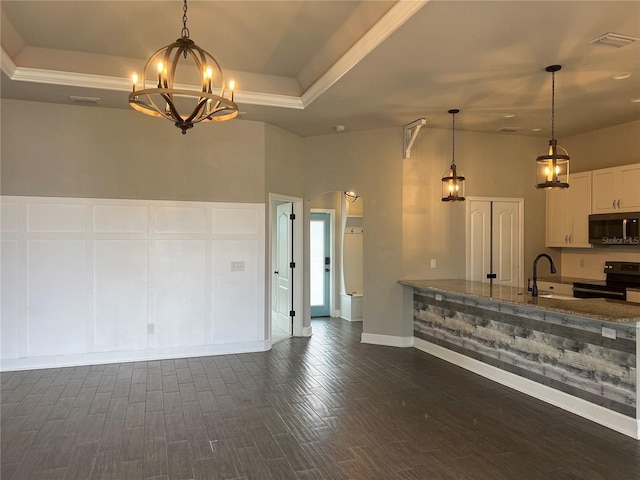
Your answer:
[589,213,640,246]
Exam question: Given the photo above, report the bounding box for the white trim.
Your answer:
[413,337,640,440]
[342,317,362,323]
[302,326,313,337]
[1,46,17,77]
[361,333,414,348]
[4,62,303,110]
[301,0,429,106]
[1,341,269,372]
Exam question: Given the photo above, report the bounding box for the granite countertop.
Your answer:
[399,279,640,324]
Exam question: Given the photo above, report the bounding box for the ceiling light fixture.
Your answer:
[344,191,360,203]
[535,65,569,190]
[129,0,238,134]
[442,109,465,202]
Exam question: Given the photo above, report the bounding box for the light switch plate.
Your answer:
[231,261,245,271]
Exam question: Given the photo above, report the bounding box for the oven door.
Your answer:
[573,282,627,300]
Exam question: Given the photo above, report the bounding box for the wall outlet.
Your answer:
[430,259,437,268]
[435,294,443,301]
[147,323,155,335]
[601,326,616,340]
[231,261,245,271]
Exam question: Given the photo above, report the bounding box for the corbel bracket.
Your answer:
[403,118,426,159]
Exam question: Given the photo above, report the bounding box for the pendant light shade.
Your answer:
[535,65,570,189]
[442,109,465,202]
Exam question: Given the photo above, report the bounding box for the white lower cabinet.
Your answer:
[546,171,592,248]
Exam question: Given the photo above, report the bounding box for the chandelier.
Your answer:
[535,65,569,189]
[441,109,466,202]
[129,0,238,134]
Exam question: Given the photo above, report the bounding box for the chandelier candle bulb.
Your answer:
[132,73,138,92]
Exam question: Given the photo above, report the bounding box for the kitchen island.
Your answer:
[400,279,640,439]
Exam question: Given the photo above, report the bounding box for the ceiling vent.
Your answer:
[588,33,639,48]
[69,96,100,105]
[498,126,521,133]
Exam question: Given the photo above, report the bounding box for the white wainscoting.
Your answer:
[1,196,266,371]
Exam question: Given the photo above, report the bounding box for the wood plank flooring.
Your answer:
[2,317,640,479]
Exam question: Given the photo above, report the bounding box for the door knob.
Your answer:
[274,271,279,275]
[325,268,330,272]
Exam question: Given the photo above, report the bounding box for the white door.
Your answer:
[467,198,522,287]
[273,203,292,335]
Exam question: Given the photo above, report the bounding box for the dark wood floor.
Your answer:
[2,318,639,480]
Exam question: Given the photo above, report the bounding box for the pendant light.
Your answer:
[535,65,569,189]
[442,109,466,202]
[129,0,238,134]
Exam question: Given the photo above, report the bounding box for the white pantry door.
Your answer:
[466,198,523,288]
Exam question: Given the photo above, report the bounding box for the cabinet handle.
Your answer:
[564,235,568,243]
[617,199,621,209]
[569,234,572,244]
[613,199,617,209]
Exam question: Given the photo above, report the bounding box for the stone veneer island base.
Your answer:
[400,280,640,439]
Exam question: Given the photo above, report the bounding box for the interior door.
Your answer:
[310,212,330,317]
[467,198,521,287]
[273,203,292,335]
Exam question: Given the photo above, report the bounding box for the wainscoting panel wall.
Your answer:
[0,196,266,371]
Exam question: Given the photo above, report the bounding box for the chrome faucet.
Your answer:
[531,253,557,297]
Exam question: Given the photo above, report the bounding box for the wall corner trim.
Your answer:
[361,333,414,348]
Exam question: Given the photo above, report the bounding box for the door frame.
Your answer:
[268,193,304,340]
[310,209,336,317]
[465,196,525,288]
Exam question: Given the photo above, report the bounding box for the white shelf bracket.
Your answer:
[403,118,426,159]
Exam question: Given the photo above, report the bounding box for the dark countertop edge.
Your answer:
[399,279,640,325]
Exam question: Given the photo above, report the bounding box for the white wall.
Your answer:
[1,196,265,370]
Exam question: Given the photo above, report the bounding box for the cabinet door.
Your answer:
[546,187,571,247]
[619,164,640,211]
[569,172,592,247]
[592,168,616,213]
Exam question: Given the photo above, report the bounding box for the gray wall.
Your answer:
[304,128,405,338]
[1,99,266,202]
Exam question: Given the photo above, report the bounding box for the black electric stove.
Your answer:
[573,261,640,300]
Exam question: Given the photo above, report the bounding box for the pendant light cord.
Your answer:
[181,0,190,39]
[551,70,555,141]
[451,111,456,167]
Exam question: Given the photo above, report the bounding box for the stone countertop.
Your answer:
[399,279,640,324]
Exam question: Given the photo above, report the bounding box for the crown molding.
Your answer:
[4,62,303,110]
[301,0,429,107]
[1,47,17,77]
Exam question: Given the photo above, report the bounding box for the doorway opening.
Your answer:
[269,194,303,344]
[310,211,332,317]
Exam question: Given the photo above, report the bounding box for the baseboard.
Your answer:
[331,309,341,318]
[302,326,313,337]
[0,340,270,372]
[413,337,640,440]
[361,333,414,348]
[341,316,363,323]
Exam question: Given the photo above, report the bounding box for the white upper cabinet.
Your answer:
[546,171,592,248]
[592,164,640,213]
